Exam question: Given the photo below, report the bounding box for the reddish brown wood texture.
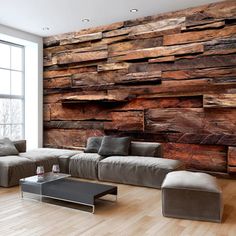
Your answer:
[163,143,227,172]
[43,1,236,174]
[228,147,236,173]
[44,129,104,149]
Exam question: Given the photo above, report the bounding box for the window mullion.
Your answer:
[10,46,12,138]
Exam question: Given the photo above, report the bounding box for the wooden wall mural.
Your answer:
[43,0,236,175]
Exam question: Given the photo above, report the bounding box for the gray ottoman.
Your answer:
[161,171,223,222]
[69,153,104,180]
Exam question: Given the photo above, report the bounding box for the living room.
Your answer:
[0,0,236,235]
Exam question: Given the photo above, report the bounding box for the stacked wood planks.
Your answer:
[43,0,236,175]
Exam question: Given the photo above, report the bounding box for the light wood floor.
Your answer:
[0,178,236,236]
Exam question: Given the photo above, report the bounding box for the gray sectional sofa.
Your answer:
[0,137,184,188]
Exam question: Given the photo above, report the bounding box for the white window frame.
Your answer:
[0,40,25,139]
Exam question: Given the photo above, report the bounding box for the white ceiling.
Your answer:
[0,0,221,37]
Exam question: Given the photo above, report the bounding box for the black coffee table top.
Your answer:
[42,178,117,205]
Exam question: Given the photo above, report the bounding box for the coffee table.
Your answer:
[20,172,118,213]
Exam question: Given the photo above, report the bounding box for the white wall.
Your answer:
[0,24,43,149]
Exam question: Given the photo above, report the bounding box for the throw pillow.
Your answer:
[84,136,103,153]
[130,141,163,157]
[98,136,131,156]
[13,140,26,153]
[0,138,19,156]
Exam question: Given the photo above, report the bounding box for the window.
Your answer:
[0,41,25,140]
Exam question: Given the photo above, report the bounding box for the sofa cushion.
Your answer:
[70,153,103,180]
[20,148,81,172]
[98,155,183,188]
[84,136,103,153]
[130,141,162,157]
[0,155,36,187]
[0,138,19,156]
[98,136,131,156]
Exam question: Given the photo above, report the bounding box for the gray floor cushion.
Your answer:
[0,156,36,187]
[69,153,104,180]
[161,171,223,222]
[98,156,183,188]
[20,148,81,172]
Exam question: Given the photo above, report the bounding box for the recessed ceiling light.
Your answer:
[130,9,138,13]
[42,27,50,31]
[82,18,90,23]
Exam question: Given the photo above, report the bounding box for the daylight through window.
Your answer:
[0,41,25,140]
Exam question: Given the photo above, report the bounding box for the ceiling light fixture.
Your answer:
[42,27,50,31]
[130,9,138,13]
[82,18,90,23]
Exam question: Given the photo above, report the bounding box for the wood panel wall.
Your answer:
[43,0,236,175]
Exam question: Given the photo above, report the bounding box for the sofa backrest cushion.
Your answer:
[84,136,103,153]
[13,140,26,153]
[130,141,163,157]
[0,138,19,156]
[98,136,131,156]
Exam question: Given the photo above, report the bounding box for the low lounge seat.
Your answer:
[70,153,103,180]
[98,156,183,188]
[161,171,223,222]
[20,148,81,173]
[0,156,36,187]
